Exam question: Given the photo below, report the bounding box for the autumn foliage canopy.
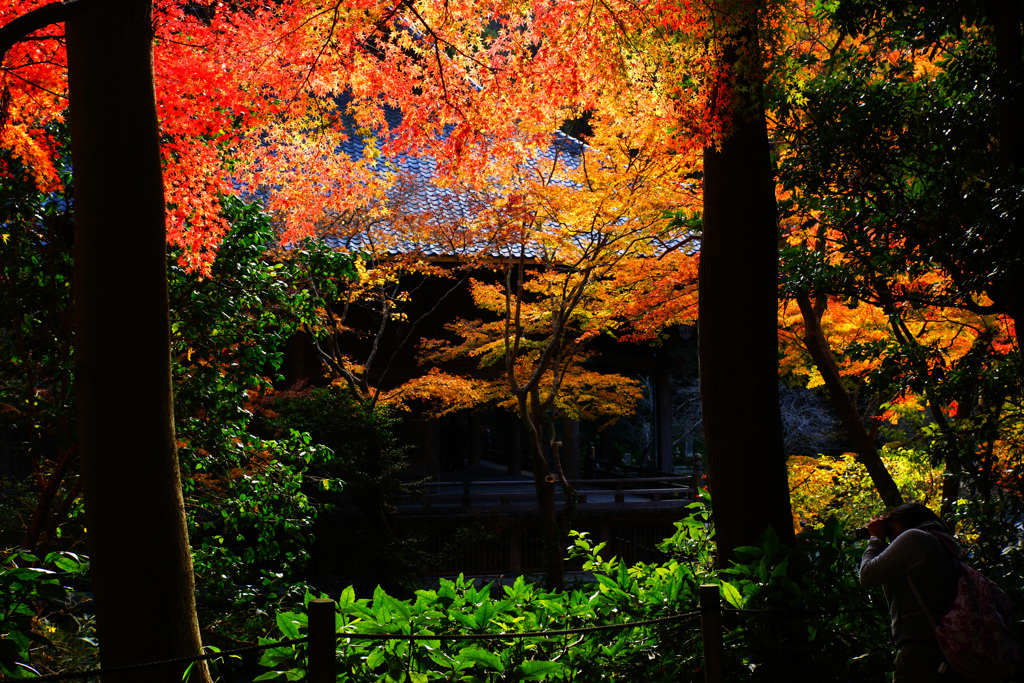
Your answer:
[3,0,1022,516]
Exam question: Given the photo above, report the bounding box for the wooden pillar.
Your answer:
[598,429,614,470]
[469,412,482,468]
[422,417,441,479]
[308,598,336,683]
[584,441,596,477]
[507,413,522,476]
[700,585,724,683]
[508,528,523,571]
[562,418,580,479]
[654,369,674,473]
[442,415,465,471]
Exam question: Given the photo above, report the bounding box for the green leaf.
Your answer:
[762,527,780,558]
[47,552,84,573]
[720,580,744,609]
[473,601,498,629]
[770,556,791,580]
[458,647,504,672]
[732,545,764,560]
[259,646,298,668]
[276,612,302,640]
[366,647,388,670]
[515,660,564,680]
[338,585,356,609]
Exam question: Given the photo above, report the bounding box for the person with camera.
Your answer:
[860,502,963,682]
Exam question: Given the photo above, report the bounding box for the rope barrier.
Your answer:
[2,601,883,681]
[335,611,702,641]
[1,612,700,682]
[0,638,307,683]
[724,606,884,616]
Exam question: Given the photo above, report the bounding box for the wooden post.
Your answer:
[469,412,483,468]
[508,528,523,571]
[700,584,724,683]
[308,598,336,683]
[654,368,674,473]
[508,413,522,476]
[691,450,704,502]
[562,418,581,479]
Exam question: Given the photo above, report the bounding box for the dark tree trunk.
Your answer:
[520,395,565,590]
[699,0,795,566]
[989,1,1024,363]
[66,1,210,681]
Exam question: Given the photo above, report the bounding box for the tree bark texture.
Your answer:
[66,1,211,681]
[989,0,1024,361]
[699,0,795,565]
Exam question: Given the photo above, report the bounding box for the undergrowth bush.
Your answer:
[0,551,90,679]
[255,496,894,682]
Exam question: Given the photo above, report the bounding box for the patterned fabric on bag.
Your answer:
[933,562,1019,682]
[911,531,1021,682]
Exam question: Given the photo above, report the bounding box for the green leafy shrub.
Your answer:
[0,141,79,553]
[260,385,412,515]
[0,551,89,679]
[253,496,902,682]
[254,497,716,682]
[259,385,423,592]
[718,520,891,681]
[949,495,1024,617]
[185,428,340,626]
[167,197,348,638]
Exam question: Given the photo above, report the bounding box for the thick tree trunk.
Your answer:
[66,2,211,681]
[989,1,1024,366]
[795,291,903,507]
[699,0,795,566]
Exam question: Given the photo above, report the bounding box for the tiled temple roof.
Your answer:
[313,104,588,261]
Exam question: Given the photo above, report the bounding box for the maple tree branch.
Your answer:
[400,0,501,76]
[285,3,342,109]
[378,262,476,389]
[2,67,66,99]
[0,0,96,65]
[361,283,392,402]
[400,0,452,105]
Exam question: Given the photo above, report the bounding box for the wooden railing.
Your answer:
[397,476,696,515]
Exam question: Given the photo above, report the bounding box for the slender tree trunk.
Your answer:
[67,2,210,681]
[23,445,77,553]
[939,396,974,528]
[699,0,794,566]
[795,291,903,507]
[520,395,564,590]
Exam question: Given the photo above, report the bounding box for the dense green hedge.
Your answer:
[255,498,893,682]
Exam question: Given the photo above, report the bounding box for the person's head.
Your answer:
[884,502,946,538]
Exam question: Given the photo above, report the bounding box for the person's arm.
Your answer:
[860,528,931,587]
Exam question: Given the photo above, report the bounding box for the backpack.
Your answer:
[907,532,1021,682]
